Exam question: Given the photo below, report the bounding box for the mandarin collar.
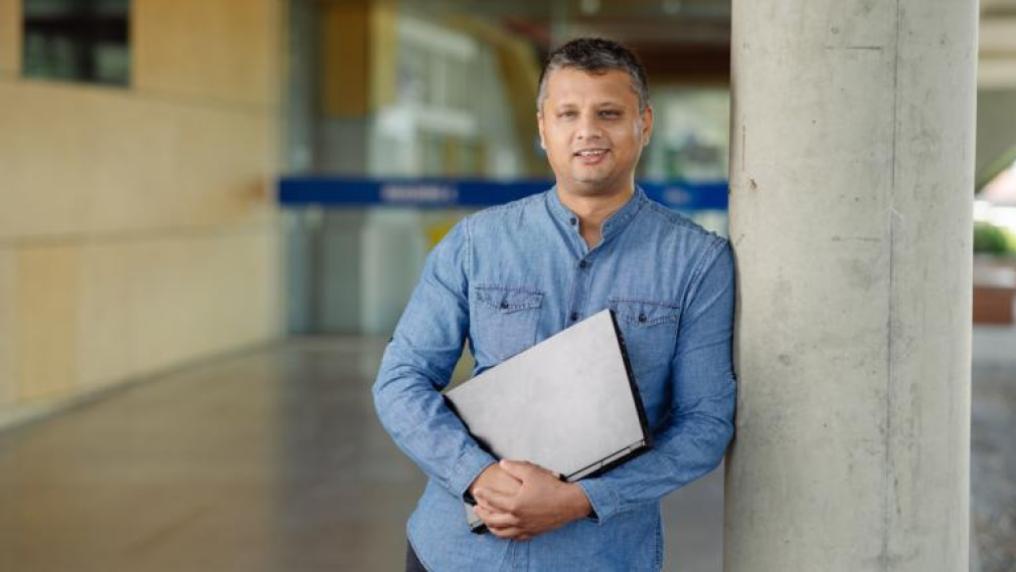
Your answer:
[546,185,646,246]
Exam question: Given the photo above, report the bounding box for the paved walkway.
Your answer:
[971,326,1016,572]
[0,328,1011,571]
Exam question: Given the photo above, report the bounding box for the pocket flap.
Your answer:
[476,286,544,314]
[609,298,680,327]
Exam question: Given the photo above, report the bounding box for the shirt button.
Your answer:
[638,313,648,323]
[578,260,589,269]
[500,301,509,309]
[569,217,577,226]
[570,312,579,322]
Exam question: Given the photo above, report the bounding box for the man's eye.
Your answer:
[599,110,621,118]
[558,111,577,119]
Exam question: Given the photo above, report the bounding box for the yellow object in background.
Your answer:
[425,218,460,250]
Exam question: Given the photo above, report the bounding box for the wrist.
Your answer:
[565,483,593,521]
[466,462,497,501]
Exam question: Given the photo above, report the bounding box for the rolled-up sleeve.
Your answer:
[372,218,496,500]
[578,238,737,523]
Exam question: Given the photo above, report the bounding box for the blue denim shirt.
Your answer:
[373,187,736,571]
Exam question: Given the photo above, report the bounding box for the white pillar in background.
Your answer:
[724,1,977,570]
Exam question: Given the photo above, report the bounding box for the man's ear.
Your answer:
[537,112,546,150]
[640,105,654,147]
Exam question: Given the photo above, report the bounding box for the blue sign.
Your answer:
[278,177,728,211]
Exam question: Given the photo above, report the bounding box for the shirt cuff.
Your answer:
[577,478,623,525]
[448,446,497,501]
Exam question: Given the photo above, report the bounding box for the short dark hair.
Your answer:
[537,38,650,112]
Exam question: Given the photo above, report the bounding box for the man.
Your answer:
[373,38,736,571]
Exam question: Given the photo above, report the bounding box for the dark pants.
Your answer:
[405,540,427,572]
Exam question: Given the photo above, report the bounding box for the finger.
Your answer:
[476,506,521,528]
[474,504,511,522]
[488,526,525,540]
[474,487,516,513]
[474,493,502,514]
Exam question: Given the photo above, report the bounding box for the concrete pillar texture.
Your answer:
[725,1,977,570]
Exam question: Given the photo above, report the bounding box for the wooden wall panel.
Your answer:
[0,81,277,241]
[133,0,283,108]
[125,228,282,377]
[0,248,15,406]
[320,0,398,117]
[321,0,370,117]
[0,0,18,75]
[16,245,78,401]
[10,228,281,402]
[0,1,285,420]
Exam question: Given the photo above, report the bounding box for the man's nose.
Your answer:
[575,112,604,140]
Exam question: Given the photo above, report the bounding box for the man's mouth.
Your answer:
[574,148,609,158]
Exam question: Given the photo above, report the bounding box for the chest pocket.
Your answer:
[609,298,680,416]
[472,286,544,363]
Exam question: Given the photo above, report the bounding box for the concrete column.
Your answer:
[725,1,977,571]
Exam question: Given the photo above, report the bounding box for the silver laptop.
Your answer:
[444,309,651,531]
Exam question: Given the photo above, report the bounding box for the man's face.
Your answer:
[538,67,653,197]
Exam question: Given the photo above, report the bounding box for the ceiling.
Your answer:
[403,0,1016,87]
[405,0,733,84]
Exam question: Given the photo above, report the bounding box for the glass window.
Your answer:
[22,0,130,86]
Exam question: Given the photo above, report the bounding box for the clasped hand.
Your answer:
[469,459,592,541]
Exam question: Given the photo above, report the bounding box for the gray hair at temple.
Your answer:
[536,38,651,113]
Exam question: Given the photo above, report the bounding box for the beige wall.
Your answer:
[0,0,18,75]
[0,249,15,406]
[133,0,283,108]
[0,1,286,416]
[0,81,276,238]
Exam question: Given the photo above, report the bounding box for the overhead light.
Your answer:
[663,0,683,16]
[580,0,601,16]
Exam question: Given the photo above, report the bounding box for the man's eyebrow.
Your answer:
[553,100,625,110]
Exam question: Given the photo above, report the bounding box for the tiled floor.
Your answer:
[0,338,723,572]
[0,328,1011,571]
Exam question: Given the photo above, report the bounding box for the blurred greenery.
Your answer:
[974,221,1016,256]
